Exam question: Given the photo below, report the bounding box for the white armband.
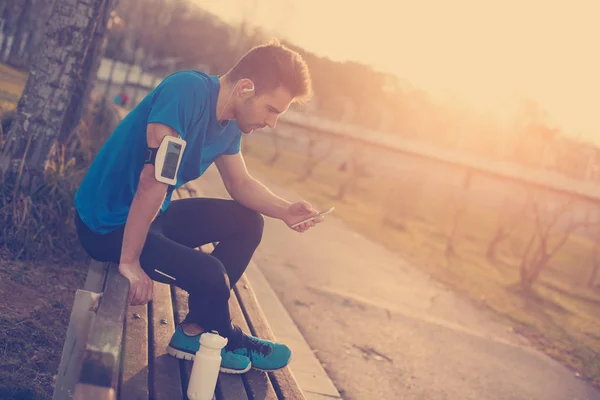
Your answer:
[144,136,186,185]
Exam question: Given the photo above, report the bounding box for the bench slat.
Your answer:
[78,263,129,393]
[172,277,254,400]
[171,285,195,397]
[73,384,115,400]
[235,275,306,400]
[150,282,184,399]
[120,304,150,400]
[53,290,101,400]
[229,291,277,400]
[213,294,252,400]
[84,259,109,293]
[200,243,278,400]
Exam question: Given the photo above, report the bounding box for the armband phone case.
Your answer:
[153,136,186,185]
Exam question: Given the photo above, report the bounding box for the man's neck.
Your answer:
[217,76,236,123]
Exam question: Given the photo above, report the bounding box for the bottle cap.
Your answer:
[199,331,228,349]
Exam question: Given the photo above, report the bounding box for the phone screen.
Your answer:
[162,142,182,180]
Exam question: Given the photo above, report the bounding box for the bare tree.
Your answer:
[486,193,531,260]
[0,0,20,61]
[298,131,334,182]
[266,129,282,166]
[589,242,600,288]
[444,168,473,258]
[586,213,600,288]
[58,0,116,147]
[5,0,32,68]
[381,176,423,230]
[519,197,581,290]
[0,0,113,190]
[336,145,369,200]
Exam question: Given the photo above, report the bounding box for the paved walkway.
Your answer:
[193,165,600,400]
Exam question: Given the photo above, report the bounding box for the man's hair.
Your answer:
[227,40,312,103]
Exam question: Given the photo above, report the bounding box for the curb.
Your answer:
[245,261,343,400]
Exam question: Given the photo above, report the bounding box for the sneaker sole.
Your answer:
[166,345,252,374]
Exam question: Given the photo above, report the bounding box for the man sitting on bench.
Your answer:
[74,41,323,374]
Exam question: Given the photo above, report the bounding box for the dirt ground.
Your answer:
[0,259,87,400]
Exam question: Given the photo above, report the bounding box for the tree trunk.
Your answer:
[267,130,281,166]
[0,0,18,61]
[519,233,537,289]
[130,52,152,106]
[58,0,114,146]
[445,170,472,258]
[486,226,505,260]
[0,0,110,190]
[102,57,118,99]
[6,0,32,69]
[589,243,600,287]
[23,0,56,67]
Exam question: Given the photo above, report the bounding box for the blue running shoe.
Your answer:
[227,325,292,371]
[166,325,251,374]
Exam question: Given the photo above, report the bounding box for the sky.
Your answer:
[195,0,599,144]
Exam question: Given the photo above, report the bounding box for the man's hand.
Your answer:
[282,200,324,232]
[118,261,154,306]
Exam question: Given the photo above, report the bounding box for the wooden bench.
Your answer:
[53,186,305,400]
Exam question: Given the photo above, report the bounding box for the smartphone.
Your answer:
[290,207,335,228]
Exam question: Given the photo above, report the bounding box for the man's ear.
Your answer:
[239,79,255,94]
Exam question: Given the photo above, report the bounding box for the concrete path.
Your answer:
[192,165,600,400]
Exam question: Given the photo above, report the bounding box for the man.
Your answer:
[74,41,323,374]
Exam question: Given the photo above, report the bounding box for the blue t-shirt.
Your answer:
[75,71,242,234]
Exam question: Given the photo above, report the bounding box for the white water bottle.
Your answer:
[187,331,228,400]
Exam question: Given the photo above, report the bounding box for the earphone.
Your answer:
[217,80,254,121]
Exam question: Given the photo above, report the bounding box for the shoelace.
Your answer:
[230,325,271,356]
[242,334,272,356]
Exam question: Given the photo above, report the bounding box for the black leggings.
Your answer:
[75,197,264,339]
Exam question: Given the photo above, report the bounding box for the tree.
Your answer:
[587,216,600,288]
[5,0,32,68]
[59,0,115,147]
[266,129,282,166]
[297,131,334,182]
[0,0,114,190]
[486,188,531,260]
[336,145,369,200]
[444,168,473,258]
[519,196,581,290]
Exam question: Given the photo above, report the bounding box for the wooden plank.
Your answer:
[53,290,101,400]
[79,264,129,394]
[225,293,277,400]
[234,275,306,400]
[172,272,254,400]
[199,243,276,399]
[196,244,253,400]
[214,295,250,400]
[73,384,115,400]
[119,304,149,400]
[84,260,109,293]
[171,286,194,397]
[150,282,183,399]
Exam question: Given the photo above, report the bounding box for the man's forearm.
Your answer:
[120,175,167,264]
[230,177,290,219]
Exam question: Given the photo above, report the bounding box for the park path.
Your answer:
[190,165,600,400]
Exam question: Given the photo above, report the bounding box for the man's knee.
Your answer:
[237,204,264,244]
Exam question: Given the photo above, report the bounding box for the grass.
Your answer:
[243,134,600,387]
